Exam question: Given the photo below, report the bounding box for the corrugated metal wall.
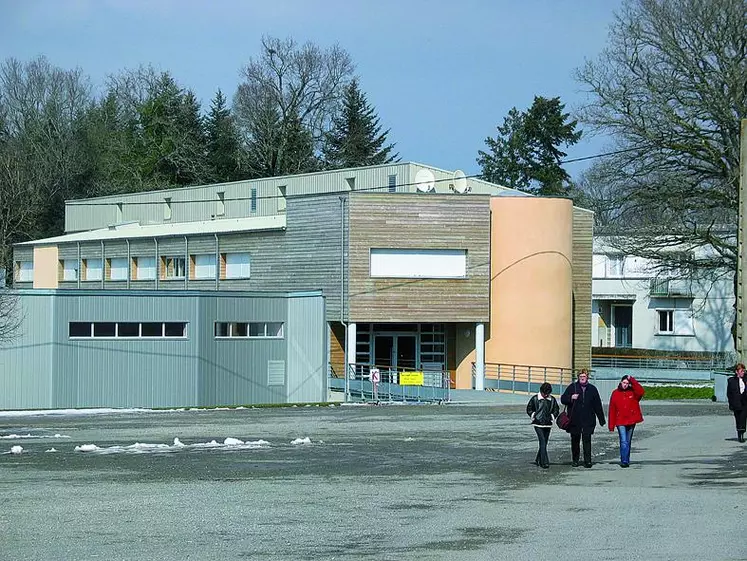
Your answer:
[0,290,326,409]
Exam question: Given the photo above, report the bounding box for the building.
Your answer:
[592,237,735,353]
[4,162,593,409]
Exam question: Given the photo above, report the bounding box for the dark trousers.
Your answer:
[734,408,747,433]
[534,426,551,467]
[571,432,592,465]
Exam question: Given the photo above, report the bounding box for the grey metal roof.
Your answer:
[18,215,286,246]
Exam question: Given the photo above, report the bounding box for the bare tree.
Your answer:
[575,0,746,275]
[233,36,354,177]
[0,289,22,344]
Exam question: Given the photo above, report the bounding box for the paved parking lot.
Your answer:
[0,401,744,561]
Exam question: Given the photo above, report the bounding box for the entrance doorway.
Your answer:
[613,305,633,347]
[374,334,417,370]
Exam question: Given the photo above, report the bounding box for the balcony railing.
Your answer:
[649,278,693,297]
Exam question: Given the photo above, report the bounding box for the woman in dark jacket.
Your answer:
[561,369,606,468]
[526,382,560,469]
[726,363,747,442]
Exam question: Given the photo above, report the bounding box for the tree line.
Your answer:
[0,36,397,282]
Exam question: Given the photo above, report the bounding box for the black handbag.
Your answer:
[556,383,577,431]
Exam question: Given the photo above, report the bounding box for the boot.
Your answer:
[739,431,745,443]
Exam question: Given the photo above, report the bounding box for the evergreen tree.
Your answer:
[205,89,242,182]
[478,96,581,196]
[323,79,397,169]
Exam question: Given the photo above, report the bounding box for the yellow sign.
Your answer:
[399,371,424,386]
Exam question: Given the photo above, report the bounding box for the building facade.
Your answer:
[7,162,594,408]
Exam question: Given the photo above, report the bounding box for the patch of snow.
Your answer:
[10,445,22,454]
[74,444,100,452]
[291,437,311,445]
[45,448,57,453]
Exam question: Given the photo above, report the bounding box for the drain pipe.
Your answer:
[126,239,130,289]
[214,233,219,290]
[184,236,188,289]
[100,240,104,289]
[76,242,81,288]
[340,195,348,402]
[154,238,159,289]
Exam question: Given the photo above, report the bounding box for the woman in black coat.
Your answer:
[561,369,606,468]
[726,363,747,442]
[526,382,560,469]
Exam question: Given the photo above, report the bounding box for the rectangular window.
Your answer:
[108,258,128,281]
[214,322,284,338]
[388,174,397,193]
[277,186,287,213]
[217,191,225,216]
[68,321,188,339]
[608,255,624,277]
[135,257,156,280]
[84,259,103,281]
[250,188,257,212]
[658,310,674,333]
[164,198,172,220]
[161,256,186,279]
[62,260,78,281]
[116,202,123,223]
[224,252,250,279]
[192,254,216,279]
[15,261,33,282]
[369,248,467,279]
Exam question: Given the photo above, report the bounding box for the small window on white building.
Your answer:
[657,310,674,333]
[250,188,257,212]
[15,261,33,282]
[388,174,397,193]
[191,254,216,279]
[277,186,287,213]
[164,198,172,220]
[116,202,123,223]
[107,258,128,281]
[607,255,624,277]
[135,256,156,280]
[223,252,250,279]
[84,259,103,281]
[217,192,225,216]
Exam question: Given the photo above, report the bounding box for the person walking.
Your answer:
[526,382,560,469]
[561,369,605,468]
[726,363,747,443]
[608,375,645,467]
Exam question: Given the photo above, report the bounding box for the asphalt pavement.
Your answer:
[0,401,744,561]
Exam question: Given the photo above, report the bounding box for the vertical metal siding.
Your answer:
[286,295,327,403]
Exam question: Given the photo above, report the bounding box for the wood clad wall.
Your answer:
[572,207,593,370]
[347,193,491,322]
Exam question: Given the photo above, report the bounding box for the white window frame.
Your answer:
[163,256,186,279]
[16,261,33,282]
[657,310,674,334]
[193,254,216,279]
[62,260,78,282]
[224,252,251,279]
[370,248,467,279]
[108,257,128,281]
[136,256,156,280]
[85,259,103,281]
[607,255,624,277]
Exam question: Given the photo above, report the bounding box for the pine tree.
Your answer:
[323,79,397,169]
[205,89,242,182]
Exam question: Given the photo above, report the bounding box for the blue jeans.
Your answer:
[617,424,636,465]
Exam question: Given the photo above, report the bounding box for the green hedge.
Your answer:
[641,385,714,400]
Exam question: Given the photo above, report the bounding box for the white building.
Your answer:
[592,239,734,353]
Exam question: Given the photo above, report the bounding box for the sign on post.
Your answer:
[399,371,424,386]
[369,368,380,400]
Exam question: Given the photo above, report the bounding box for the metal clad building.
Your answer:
[0,290,326,409]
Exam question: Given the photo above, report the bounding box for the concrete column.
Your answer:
[346,322,357,377]
[475,323,485,391]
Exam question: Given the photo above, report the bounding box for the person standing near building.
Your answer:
[561,369,605,468]
[608,375,645,467]
[526,382,560,469]
[726,363,747,443]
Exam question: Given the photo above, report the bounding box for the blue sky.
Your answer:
[0,0,620,179]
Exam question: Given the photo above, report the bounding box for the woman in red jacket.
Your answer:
[608,375,645,467]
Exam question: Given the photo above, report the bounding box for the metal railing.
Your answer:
[332,363,450,403]
[477,362,576,395]
[591,354,733,370]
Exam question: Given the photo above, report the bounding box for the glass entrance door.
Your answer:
[374,334,417,380]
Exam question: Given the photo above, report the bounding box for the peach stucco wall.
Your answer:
[32,246,59,289]
[487,197,573,370]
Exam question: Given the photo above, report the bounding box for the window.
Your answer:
[388,174,397,193]
[370,248,467,279]
[134,257,156,280]
[62,260,78,281]
[217,192,225,216]
[15,261,33,282]
[345,177,355,190]
[214,322,284,338]
[161,256,186,279]
[224,252,250,279]
[607,255,624,277]
[69,321,188,339]
[658,310,674,333]
[192,254,216,279]
[84,259,103,281]
[164,198,172,220]
[107,258,128,281]
[250,188,257,212]
[116,202,123,223]
[277,186,287,213]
